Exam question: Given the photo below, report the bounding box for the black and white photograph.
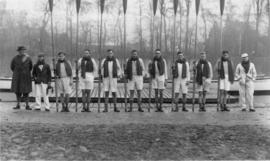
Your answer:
[0,0,270,160]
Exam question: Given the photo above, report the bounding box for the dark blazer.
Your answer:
[32,63,52,84]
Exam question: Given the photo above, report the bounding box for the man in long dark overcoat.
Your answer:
[10,46,33,110]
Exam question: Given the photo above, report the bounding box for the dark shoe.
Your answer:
[249,109,255,112]
[199,108,206,112]
[81,108,88,112]
[220,108,225,112]
[159,108,164,112]
[103,105,108,112]
[172,107,179,112]
[13,105,20,110]
[182,108,189,112]
[86,108,91,112]
[60,106,66,112]
[114,108,120,112]
[220,104,225,112]
[45,109,50,112]
[25,105,32,110]
[224,107,230,112]
[65,108,70,112]
[241,109,247,112]
[138,108,144,112]
[34,108,41,111]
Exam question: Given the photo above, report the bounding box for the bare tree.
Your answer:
[253,0,266,55]
[39,2,50,52]
[178,0,184,50]
[267,0,270,39]
[184,0,191,55]
[139,0,143,52]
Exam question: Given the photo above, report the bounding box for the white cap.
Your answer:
[241,53,248,58]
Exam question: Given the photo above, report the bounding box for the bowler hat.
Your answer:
[17,46,26,51]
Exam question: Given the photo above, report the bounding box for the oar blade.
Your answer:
[220,0,225,16]
[173,0,178,15]
[76,0,81,14]
[153,0,158,16]
[123,0,127,14]
[195,0,200,16]
[48,0,53,12]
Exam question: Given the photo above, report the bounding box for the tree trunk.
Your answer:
[139,0,143,52]
[185,0,191,55]
[160,13,162,50]
[268,0,270,52]
[164,15,168,53]
[179,0,182,50]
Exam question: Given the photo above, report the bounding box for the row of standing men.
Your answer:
[10,46,257,112]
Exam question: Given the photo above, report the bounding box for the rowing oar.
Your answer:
[171,0,178,111]
[74,0,81,112]
[148,0,158,112]
[48,0,58,112]
[123,0,128,112]
[98,0,105,113]
[217,0,225,111]
[192,0,200,112]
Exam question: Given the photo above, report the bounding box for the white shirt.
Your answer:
[195,60,213,80]
[223,61,229,76]
[101,58,122,78]
[38,64,44,71]
[176,62,190,81]
[78,58,98,78]
[60,63,67,78]
[127,58,145,76]
[154,58,168,80]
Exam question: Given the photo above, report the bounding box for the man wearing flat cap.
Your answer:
[235,53,257,112]
[32,53,52,111]
[10,46,33,110]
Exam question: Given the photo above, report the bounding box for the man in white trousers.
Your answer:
[101,49,122,112]
[78,49,98,112]
[32,53,52,111]
[148,49,168,112]
[125,50,145,112]
[55,52,73,112]
[195,52,213,112]
[215,50,234,112]
[235,53,257,112]
[172,51,190,112]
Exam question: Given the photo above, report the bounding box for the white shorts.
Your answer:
[219,75,230,91]
[197,78,211,92]
[79,73,94,90]
[103,77,117,92]
[128,76,143,90]
[152,78,165,90]
[57,77,72,94]
[174,78,188,94]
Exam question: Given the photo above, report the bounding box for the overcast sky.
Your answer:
[4,0,261,42]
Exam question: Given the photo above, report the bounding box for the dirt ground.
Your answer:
[1,102,270,160]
